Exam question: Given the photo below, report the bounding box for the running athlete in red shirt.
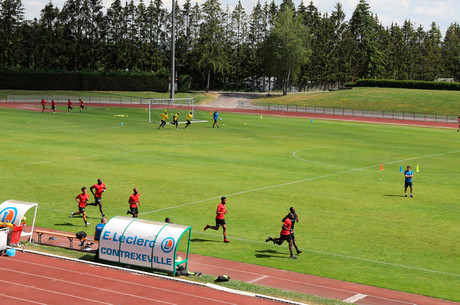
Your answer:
[266,213,297,259]
[51,100,56,113]
[67,99,73,112]
[457,116,460,132]
[88,178,106,217]
[282,207,302,255]
[79,99,85,112]
[41,99,46,114]
[204,197,230,243]
[71,187,90,226]
[127,188,140,218]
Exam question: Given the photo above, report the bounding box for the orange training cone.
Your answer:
[380,164,383,170]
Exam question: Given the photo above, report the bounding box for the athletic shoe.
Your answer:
[297,251,302,255]
[224,239,230,243]
[70,212,74,218]
[290,255,297,259]
[204,225,209,231]
[265,236,273,242]
[410,194,413,198]
[85,222,90,227]
[405,194,408,197]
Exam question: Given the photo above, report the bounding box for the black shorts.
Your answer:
[94,197,102,205]
[215,218,226,227]
[405,181,413,187]
[278,234,292,244]
[51,105,56,110]
[130,207,138,215]
[79,206,85,213]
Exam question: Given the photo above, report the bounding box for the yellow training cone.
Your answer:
[416,165,419,172]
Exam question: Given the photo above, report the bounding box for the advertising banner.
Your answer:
[99,216,192,273]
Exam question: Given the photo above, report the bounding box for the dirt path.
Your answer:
[204,92,265,108]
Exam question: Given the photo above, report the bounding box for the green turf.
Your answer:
[255,87,460,115]
[1,105,459,301]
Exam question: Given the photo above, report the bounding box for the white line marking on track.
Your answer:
[0,279,112,305]
[343,293,367,303]
[2,262,240,305]
[0,293,48,305]
[0,269,175,305]
[248,275,269,283]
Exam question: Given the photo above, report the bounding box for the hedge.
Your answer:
[0,70,169,92]
[345,79,460,91]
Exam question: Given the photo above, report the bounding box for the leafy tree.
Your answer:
[441,22,460,80]
[262,7,310,95]
[0,0,25,66]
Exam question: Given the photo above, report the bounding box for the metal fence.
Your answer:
[237,102,458,123]
[6,95,153,105]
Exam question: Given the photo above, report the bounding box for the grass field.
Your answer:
[1,104,459,301]
[255,87,460,115]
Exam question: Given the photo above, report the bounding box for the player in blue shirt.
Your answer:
[404,166,414,197]
[212,111,219,128]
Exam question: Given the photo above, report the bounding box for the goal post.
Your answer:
[148,98,207,124]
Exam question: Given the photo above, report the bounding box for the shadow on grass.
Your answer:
[191,238,220,243]
[255,249,286,259]
[55,222,75,226]
[383,194,406,197]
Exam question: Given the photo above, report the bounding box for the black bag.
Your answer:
[215,275,230,282]
[76,231,87,240]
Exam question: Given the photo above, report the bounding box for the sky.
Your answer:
[23,0,459,36]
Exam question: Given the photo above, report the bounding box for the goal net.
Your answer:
[148,98,207,124]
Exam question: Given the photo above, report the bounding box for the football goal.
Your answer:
[148,98,207,124]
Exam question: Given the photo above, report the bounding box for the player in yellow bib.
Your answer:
[185,111,193,129]
[172,112,180,129]
[158,111,168,129]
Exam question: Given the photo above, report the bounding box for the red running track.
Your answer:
[0,251,283,305]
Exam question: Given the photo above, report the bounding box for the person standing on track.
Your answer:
[158,111,168,129]
[71,187,90,227]
[266,212,297,259]
[204,196,230,243]
[88,178,106,216]
[212,111,219,128]
[283,207,302,255]
[67,99,73,112]
[41,99,46,114]
[457,115,460,132]
[185,111,193,129]
[51,100,56,113]
[127,187,140,218]
[404,166,414,198]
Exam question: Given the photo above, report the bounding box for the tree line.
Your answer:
[0,0,459,92]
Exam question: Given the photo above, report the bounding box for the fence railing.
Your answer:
[237,103,458,123]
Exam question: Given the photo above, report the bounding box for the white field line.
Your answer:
[292,147,347,168]
[248,275,269,284]
[22,160,52,166]
[194,231,460,278]
[73,155,102,160]
[141,149,460,216]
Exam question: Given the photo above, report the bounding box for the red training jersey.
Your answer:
[92,183,106,197]
[80,100,84,106]
[68,100,72,106]
[52,100,56,106]
[216,203,226,219]
[76,193,89,208]
[280,218,292,235]
[41,100,46,106]
[129,193,140,208]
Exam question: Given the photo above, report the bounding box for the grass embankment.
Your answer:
[254,87,460,114]
[1,106,459,301]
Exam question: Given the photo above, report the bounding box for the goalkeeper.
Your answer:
[185,111,193,129]
[158,111,168,129]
